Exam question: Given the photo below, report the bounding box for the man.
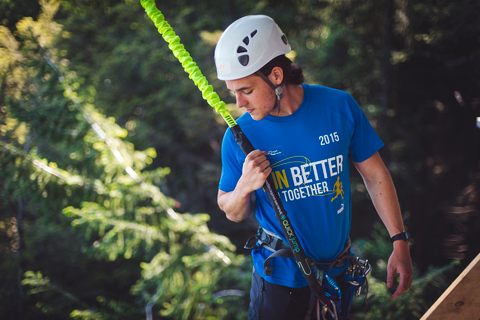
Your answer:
[214,15,413,320]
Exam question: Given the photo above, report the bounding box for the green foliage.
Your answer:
[1,1,250,319]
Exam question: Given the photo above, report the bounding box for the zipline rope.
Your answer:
[140,0,237,128]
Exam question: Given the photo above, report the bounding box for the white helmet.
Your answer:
[214,15,291,81]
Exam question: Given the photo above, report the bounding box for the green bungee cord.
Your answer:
[140,0,237,128]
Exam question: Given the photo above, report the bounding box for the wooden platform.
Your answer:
[421,253,480,320]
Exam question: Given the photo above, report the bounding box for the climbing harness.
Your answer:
[245,228,372,320]
[245,228,353,276]
[139,2,364,319]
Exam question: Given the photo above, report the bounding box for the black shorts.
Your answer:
[248,268,311,320]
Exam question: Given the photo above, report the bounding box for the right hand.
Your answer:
[241,150,272,192]
[217,150,271,222]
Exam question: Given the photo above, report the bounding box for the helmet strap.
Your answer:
[256,71,284,114]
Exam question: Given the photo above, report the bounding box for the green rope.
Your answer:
[140,0,237,128]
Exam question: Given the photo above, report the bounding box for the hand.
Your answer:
[240,150,272,192]
[217,150,271,223]
[386,241,413,299]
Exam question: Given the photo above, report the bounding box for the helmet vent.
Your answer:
[238,55,249,66]
[237,46,247,53]
[243,37,249,45]
[281,35,288,45]
[251,30,258,38]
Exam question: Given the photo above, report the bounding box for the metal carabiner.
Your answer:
[243,234,262,250]
[320,300,338,320]
[363,259,372,276]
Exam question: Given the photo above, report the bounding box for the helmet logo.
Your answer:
[236,30,258,67]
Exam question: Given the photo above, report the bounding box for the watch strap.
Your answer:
[390,231,409,243]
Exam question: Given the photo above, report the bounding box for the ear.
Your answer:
[269,67,284,86]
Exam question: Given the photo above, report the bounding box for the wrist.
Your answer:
[236,176,256,197]
[392,239,410,252]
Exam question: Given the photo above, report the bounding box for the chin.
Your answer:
[251,115,266,121]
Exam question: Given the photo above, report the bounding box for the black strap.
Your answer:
[231,124,331,315]
[255,71,284,101]
[255,71,284,113]
[264,248,293,276]
[309,238,355,269]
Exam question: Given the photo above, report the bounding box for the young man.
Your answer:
[215,15,413,320]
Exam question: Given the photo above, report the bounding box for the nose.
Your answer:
[236,93,247,109]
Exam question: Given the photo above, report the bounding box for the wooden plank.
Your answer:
[420,253,480,320]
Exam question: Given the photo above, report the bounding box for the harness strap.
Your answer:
[245,228,354,277]
[309,238,355,269]
[264,248,294,276]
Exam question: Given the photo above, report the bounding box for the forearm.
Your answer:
[363,167,411,261]
[217,179,254,223]
[354,152,405,236]
[363,167,405,236]
[354,152,413,298]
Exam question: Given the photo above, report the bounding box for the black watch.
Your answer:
[390,231,410,243]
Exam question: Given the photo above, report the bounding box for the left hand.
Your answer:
[386,241,413,299]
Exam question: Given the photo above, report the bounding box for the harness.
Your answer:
[245,227,371,320]
[245,228,354,276]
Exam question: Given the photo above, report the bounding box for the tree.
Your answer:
[1,1,250,319]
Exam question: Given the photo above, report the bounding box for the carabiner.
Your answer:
[317,300,338,320]
[243,234,262,250]
[319,300,338,320]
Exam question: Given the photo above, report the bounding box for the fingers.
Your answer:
[245,150,271,174]
[387,259,413,299]
[392,271,413,299]
[241,150,271,191]
[386,247,414,299]
[386,268,394,289]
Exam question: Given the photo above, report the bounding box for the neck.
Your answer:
[271,83,304,117]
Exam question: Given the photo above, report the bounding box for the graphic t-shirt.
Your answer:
[219,84,384,287]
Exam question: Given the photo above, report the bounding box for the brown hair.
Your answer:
[258,55,304,85]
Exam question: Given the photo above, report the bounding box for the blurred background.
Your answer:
[1,0,479,319]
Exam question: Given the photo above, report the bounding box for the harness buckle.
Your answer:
[244,227,288,251]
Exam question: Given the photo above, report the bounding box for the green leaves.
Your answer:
[1,1,249,319]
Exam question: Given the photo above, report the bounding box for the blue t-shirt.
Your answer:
[219,84,384,287]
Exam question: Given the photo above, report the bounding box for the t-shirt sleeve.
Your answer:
[347,95,384,162]
[218,128,244,192]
